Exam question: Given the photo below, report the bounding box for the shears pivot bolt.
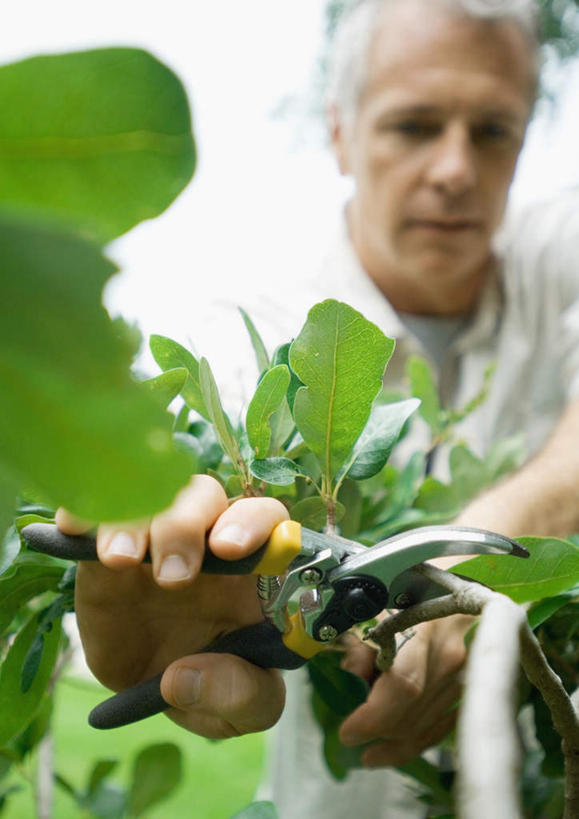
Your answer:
[394,593,414,608]
[318,625,339,642]
[300,568,323,585]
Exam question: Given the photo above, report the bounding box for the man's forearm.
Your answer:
[455,397,579,539]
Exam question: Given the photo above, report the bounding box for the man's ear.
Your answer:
[327,103,351,176]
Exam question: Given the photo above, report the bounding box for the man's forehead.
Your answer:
[363,1,535,107]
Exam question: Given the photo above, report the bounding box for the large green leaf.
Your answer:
[0,216,190,521]
[0,48,195,243]
[454,537,579,602]
[150,335,209,419]
[344,398,420,480]
[142,368,187,409]
[0,613,62,745]
[246,365,290,457]
[0,560,65,638]
[290,300,394,481]
[128,743,182,817]
[250,457,305,486]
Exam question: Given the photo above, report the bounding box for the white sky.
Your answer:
[4,1,579,376]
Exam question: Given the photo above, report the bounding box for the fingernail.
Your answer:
[108,532,139,557]
[173,668,201,707]
[158,554,191,582]
[211,523,248,548]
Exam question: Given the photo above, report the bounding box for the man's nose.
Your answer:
[425,124,477,197]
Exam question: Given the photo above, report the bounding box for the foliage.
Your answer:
[1,40,578,819]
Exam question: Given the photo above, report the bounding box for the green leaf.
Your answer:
[87,758,120,797]
[0,217,191,521]
[345,399,420,480]
[483,434,526,483]
[150,335,209,419]
[239,308,270,374]
[273,343,303,412]
[0,560,63,637]
[527,594,576,630]
[172,432,202,474]
[290,497,345,531]
[290,300,394,481]
[128,742,182,817]
[307,651,368,717]
[231,802,279,819]
[246,365,291,457]
[0,527,20,577]
[0,613,62,745]
[199,358,246,478]
[0,48,195,243]
[142,368,187,409]
[406,356,441,435]
[414,477,459,517]
[87,783,127,819]
[250,457,305,486]
[449,444,488,504]
[454,537,579,602]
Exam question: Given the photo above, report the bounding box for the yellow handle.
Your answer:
[253,519,302,575]
[282,611,325,659]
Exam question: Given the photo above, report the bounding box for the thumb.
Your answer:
[160,653,286,739]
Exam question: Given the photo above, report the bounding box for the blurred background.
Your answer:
[3,0,579,381]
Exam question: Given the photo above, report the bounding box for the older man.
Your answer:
[61,1,579,817]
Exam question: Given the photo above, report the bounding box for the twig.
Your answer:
[366,562,579,818]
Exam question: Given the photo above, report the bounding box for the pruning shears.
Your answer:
[21,521,528,730]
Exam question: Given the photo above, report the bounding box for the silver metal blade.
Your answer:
[328,525,527,596]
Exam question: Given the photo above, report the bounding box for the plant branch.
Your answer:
[367,562,579,818]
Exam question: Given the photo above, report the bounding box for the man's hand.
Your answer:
[338,614,471,766]
[57,475,288,739]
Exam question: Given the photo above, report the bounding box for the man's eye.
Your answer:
[394,121,438,137]
[473,122,509,142]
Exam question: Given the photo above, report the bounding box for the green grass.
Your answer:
[2,673,266,818]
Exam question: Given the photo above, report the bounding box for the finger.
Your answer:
[55,508,94,535]
[160,653,286,739]
[149,475,229,588]
[208,497,289,560]
[96,522,150,570]
[361,711,457,767]
[339,630,430,747]
[339,634,378,684]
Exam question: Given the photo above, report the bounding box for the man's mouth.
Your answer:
[409,219,482,232]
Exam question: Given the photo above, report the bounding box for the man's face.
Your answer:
[333,1,535,309]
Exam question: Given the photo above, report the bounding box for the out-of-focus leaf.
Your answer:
[414,477,459,516]
[232,802,279,819]
[484,434,527,482]
[449,444,487,504]
[290,300,394,480]
[250,457,305,486]
[454,537,579,602]
[239,308,270,375]
[307,651,368,717]
[0,614,62,745]
[344,399,420,480]
[0,48,195,243]
[87,758,120,797]
[128,742,182,817]
[0,217,191,522]
[150,335,209,419]
[142,368,187,409]
[246,365,290,457]
[406,356,441,436]
[172,432,202,474]
[290,497,345,531]
[0,560,63,637]
[0,526,20,576]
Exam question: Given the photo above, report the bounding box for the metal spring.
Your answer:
[257,574,281,602]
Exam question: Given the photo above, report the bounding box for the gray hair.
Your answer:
[327,0,541,130]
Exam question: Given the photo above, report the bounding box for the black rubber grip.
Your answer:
[88,622,308,729]
[21,523,267,575]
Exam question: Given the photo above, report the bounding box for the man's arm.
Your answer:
[454,396,579,539]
